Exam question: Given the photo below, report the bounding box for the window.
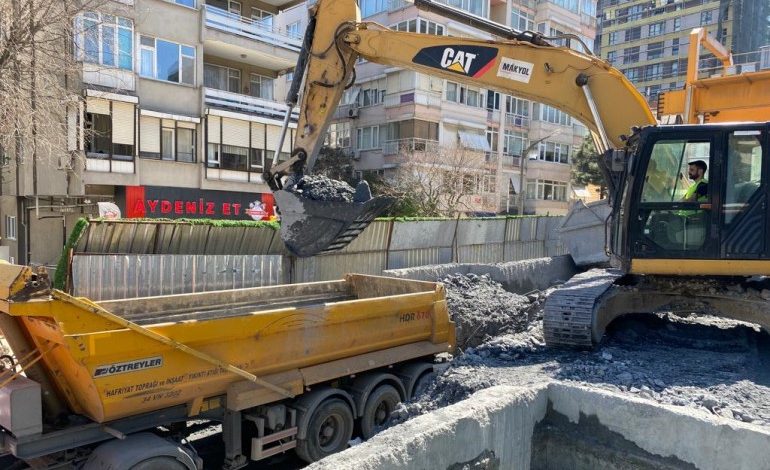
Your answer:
[627,4,643,21]
[228,1,241,15]
[625,67,640,81]
[357,126,380,150]
[360,0,387,17]
[647,42,664,60]
[526,180,568,201]
[439,0,487,17]
[4,216,16,241]
[538,141,570,163]
[486,128,498,152]
[673,17,681,32]
[391,18,446,35]
[177,128,195,162]
[139,36,195,85]
[286,21,301,38]
[249,73,274,100]
[700,10,713,25]
[161,126,175,161]
[251,8,274,29]
[550,0,579,13]
[533,103,571,126]
[511,7,534,31]
[486,90,500,110]
[169,0,195,7]
[724,131,763,225]
[625,26,641,42]
[445,81,485,108]
[671,38,680,56]
[506,96,530,117]
[582,0,596,17]
[648,22,664,37]
[607,50,617,65]
[77,13,133,70]
[646,63,663,80]
[608,31,618,46]
[204,63,241,93]
[325,122,352,148]
[285,71,294,82]
[86,113,112,155]
[503,130,527,157]
[357,80,386,107]
[623,46,640,64]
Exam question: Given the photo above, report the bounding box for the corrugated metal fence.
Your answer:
[70,217,567,300]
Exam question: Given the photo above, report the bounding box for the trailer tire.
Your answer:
[130,457,188,470]
[360,384,400,440]
[295,398,354,463]
[412,370,436,398]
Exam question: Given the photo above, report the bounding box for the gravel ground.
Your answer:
[288,175,356,203]
[392,273,770,430]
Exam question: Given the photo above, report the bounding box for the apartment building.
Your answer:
[0,0,305,266]
[329,0,597,216]
[595,0,746,105]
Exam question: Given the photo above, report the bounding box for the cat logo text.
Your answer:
[412,45,498,78]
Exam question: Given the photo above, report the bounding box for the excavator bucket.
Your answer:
[274,190,393,257]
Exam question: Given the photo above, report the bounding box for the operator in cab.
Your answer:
[682,160,708,202]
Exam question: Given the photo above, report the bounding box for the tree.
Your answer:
[379,142,494,217]
[312,147,356,184]
[571,135,606,198]
[0,0,106,190]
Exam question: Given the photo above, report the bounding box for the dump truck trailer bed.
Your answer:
[0,264,454,468]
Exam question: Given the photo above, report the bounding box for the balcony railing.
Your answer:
[205,88,298,121]
[505,113,530,128]
[203,5,302,52]
[383,138,440,156]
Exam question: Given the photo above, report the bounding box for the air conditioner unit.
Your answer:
[347,107,359,118]
[58,155,73,171]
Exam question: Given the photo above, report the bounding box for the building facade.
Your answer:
[328,0,598,216]
[0,0,304,267]
[596,0,742,105]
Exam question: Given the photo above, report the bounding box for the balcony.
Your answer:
[202,5,301,70]
[382,138,440,156]
[505,113,530,128]
[205,88,298,122]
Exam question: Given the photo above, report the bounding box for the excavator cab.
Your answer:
[613,122,770,274]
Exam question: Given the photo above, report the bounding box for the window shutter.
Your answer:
[177,121,196,130]
[140,116,160,154]
[112,101,135,145]
[208,115,221,144]
[86,97,110,115]
[251,122,265,149]
[222,117,249,147]
[266,125,292,152]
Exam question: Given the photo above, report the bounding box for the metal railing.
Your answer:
[505,113,530,128]
[382,138,440,156]
[204,88,299,121]
[203,5,302,52]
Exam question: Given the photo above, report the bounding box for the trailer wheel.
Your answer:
[360,384,400,440]
[412,370,436,398]
[130,457,188,470]
[295,398,354,463]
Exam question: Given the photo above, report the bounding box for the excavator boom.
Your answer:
[273,0,656,257]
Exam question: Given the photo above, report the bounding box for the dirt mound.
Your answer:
[441,273,540,349]
[289,175,356,203]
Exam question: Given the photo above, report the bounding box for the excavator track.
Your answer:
[543,268,622,348]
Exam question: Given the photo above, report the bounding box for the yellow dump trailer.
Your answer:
[0,264,454,469]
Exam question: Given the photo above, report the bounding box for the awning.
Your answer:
[458,131,492,152]
[508,175,520,194]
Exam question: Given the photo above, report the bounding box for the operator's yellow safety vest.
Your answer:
[684,178,708,202]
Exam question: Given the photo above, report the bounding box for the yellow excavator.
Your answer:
[269,0,770,347]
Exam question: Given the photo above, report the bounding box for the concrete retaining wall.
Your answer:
[309,383,770,470]
[384,255,578,294]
